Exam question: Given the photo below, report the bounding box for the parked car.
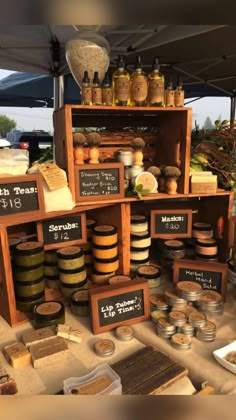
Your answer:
[6,130,53,163]
[0,138,11,148]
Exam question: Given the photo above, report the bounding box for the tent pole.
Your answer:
[230,96,236,128]
[58,75,64,108]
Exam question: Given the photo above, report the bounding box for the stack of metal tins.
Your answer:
[196,290,224,315]
[164,288,188,310]
[130,215,150,271]
[156,318,176,339]
[171,333,192,351]
[57,246,87,297]
[195,320,216,342]
[176,281,202,302]
[13,241,45,312]
[44,250,59,289]
[168,310,187,327]
[92,225,119,285]
[82,219,97,278]
[188,311,207,328]
[150,293,169,321]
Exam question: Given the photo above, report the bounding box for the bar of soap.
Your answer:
[57,324,82,343]
[22,326,56,347]
[0,363,18,394]
[70,375,112,395]
[3,342,31,368]
[29,336,69,369]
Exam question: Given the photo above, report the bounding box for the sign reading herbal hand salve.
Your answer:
[89,279,150,334]
[173,259,227,300]
[74,163,124,203]
[150,209,192,238]
[37,213,86,250]
[0,174,44,220]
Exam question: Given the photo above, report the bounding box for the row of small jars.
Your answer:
[130,215,151,271]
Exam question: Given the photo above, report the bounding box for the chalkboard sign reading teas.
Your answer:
[37,213,86,250]
[0,174,44,221]
[173,259,227,300]
[151,209,192,238]
[89,279,150,334]
[74,163,124,203]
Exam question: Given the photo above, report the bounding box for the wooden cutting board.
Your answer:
[112,346,188,395]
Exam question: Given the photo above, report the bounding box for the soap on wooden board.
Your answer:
[57,324,82,343]
[29,336,69,369]
[22,326,56,347]
[0,364,18,394]
[3,342,31,368]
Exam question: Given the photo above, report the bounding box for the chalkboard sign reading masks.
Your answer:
[151,209,192,238]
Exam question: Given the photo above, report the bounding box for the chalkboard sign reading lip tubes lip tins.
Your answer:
[173,259,228,301]
[74,163,124,203]
[0,174,44,221]
[89,279,150,334]
[37,213,86,250]
[150,209,192,239]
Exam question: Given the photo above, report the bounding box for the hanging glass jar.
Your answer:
[65,26,110,89]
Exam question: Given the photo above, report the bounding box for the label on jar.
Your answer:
[165,90,175,106]
[72,375,112,395]
[92,87,102,105]
[114,76,130,101]
[148,79,164,103]
[102,88,113,104]
[36,302,62,315]
[131,76,148,101]
[82,87,92,103]
[174,90,184,106]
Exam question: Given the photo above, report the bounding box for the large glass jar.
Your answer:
[65,28,110,88]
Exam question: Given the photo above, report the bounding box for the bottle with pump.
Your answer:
[112,56,130,106]
[130,56,148,106]
[102,72,113,106]
[92,71,102,105]
[147,57,165,107]
[81,71,92,105]
[174,78,185,107]
[165,79,175,107]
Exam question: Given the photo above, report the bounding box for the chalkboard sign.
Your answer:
[74,163,124,203]
[0,175,44,221]
[37,212,86,250]
[173,259,227,300]
[151,209,192,238]
[89,279,150,334]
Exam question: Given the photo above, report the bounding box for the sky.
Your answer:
[0,69,231,132]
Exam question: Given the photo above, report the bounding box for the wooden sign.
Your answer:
[0,174,44,221]
[89,279,150,334]
[74,163,124,202]
[173,259,227,300]
[37,213,86,250]
[150,209,192,238]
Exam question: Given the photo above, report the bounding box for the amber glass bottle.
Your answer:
[147,58,165,107]
[112,56,130,106]
[130,56,148,106]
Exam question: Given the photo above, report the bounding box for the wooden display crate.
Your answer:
[53,105,192,200]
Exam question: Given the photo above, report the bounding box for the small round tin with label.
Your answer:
[179,323,194,337]
[91,270,115,285]
[94,256,119,273]
[33,300,65,329]
[13,264,44,282]
[169,310,187,327]
[171,333,192,350]
[15,277,45,298]
[14,241,44,267]
[93,225,118,246]
[176,281,202,301]
[188,311,207,328]
[94,339,115,357]
[115,325,135,341]
[136,264,161,288]
[16,291,45,313]
[130,215,148,233]
[156,317,176,339]
[93,242,118,260]
[57,246,84,270]
[109,275,131,286]
[71,289,89,317]
[192,222,213,239]
[195,320,216,342]
[164,288,187,308]
[149,294,168,311]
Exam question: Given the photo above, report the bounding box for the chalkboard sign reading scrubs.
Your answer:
[0,175,44,221]
[89,279,150,334]
[37,213,86,250]
[173,259,227,300]
[151,209,192,238]
[74,163,124,202]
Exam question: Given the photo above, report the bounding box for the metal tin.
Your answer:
[164,288,187,308]
[149,294,169,311]
[171,333,192,350]
[156,317,176,339]
[115,325,135,341]
[94,339,115,357]
[188,311,207,328]
[179,323,194,337]
[60,279,88,297]
[176,281,202,301]
[196,321,216,342]
[169,310,187,327]
[151,310,168,323]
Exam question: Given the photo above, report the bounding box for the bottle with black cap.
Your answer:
[112,55,131,106]
[81,71,92,105]
[174,77,185,107]
[147,57,165,107]
[130,55,148,107]
[92,71,102,105]
[102,72,113,106]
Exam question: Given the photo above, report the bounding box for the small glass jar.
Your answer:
[130,231,151,248]
[136,264,161,289]
[109,275,131,286]
[44,263,59,277]
[44,250,58,264]
[15,277,45,298]
[16,291,45,313]
[195,238,218,256]
[130,247,149,261]
[130,257,149,272]
[34,300,65,329]
[116,150,134,166]
[192,222,213,239]
[57,246,84,270]
[71,289,89,317]
[94,256,119,273]
[59,265,87,284]
[130,215,148,233]
[92,225,118,246]
[91,269,115,285]
[13,264,44,282]
[60,280,88,298]
[93,242,118,259]
[163,240,185,260]
[14,241,44,267]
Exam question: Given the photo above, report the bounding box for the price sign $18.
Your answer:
[0,198,22,210]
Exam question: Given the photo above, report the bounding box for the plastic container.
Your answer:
[45,250,58,264]
[195,238,218,256]
[16,291,45,313]
[46,276,60,289]
[109,275,131,286]
[93,242,118,259]
[13,264,44,282]
[130,257,149,271]
[91,270,115,285]
[130,231,151,248]
[94,256,119,273]
[192,222,213,239]
[63,363,122,395]
[14,277,45,298]
[71,289,89,317]
[136,264,161,288]
[60,280,88,297]
[33,300,65,329]
[59,265,87,284]
[57,246,84,270]
[130,248,149,261]
[14,241,44,267]
[163,240,185,260]
[130,215,148,232]
[44,263,59,277]
[93,225,118,246]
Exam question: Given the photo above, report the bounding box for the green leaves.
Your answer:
[134,184,151,199]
